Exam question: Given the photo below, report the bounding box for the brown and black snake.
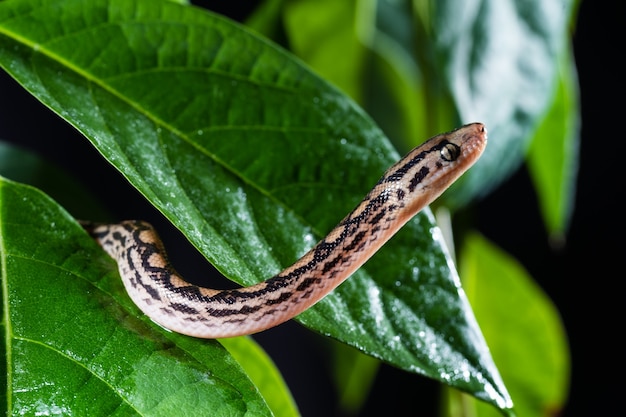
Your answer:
[84,123,487,338]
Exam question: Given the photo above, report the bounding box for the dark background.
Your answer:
[0,1,621,416]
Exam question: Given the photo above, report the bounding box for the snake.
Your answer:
[83,123,487,338]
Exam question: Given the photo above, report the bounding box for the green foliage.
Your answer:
[0,0,577,415]
[0,177,279,416]
[527,46,580,242]
[453,233,570,417]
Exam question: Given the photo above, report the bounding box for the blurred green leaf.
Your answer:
[219,337,299,417]
[282,0,367,103]
[331,341,380,416]
[245,0,286,40]
[0,0,511,411]
[450,233,570,417]
[527,46,580,242]
[0,176,274,416]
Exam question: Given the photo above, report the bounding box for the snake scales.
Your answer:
[84,123,487,338]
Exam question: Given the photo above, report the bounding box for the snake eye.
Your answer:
[440,142,460,162]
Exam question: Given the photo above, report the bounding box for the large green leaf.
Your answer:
[0,176,276,416]
[0,0,511,412]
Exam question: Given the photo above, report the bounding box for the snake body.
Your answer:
[85,123,487,338]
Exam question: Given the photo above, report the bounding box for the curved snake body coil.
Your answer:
[85,123,487,338]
